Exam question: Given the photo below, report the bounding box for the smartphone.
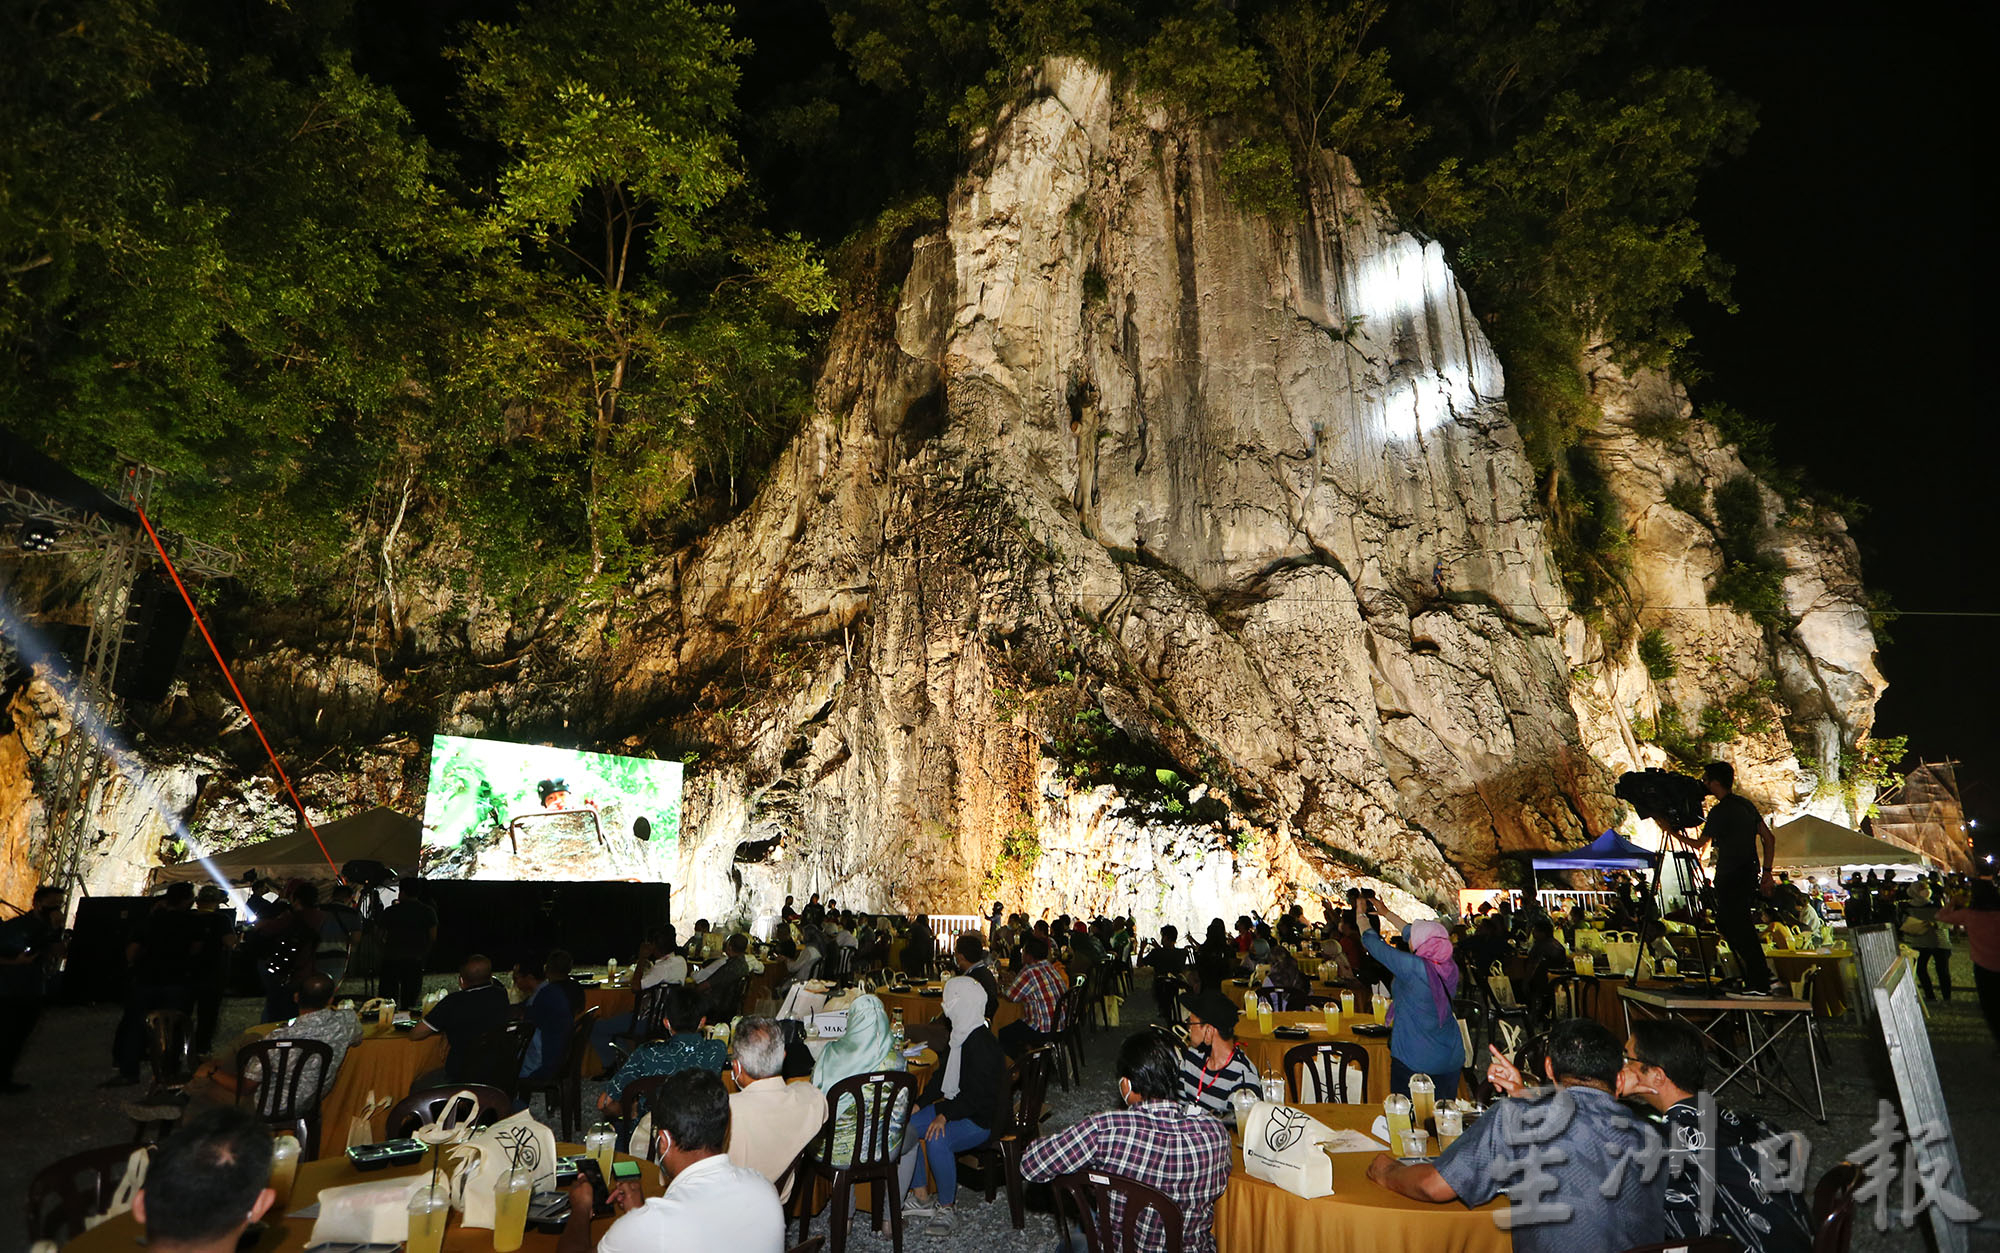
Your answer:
[610,1160,643,1183]
[573,1158,615,1216]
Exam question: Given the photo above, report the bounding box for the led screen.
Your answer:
[420,735,681,881]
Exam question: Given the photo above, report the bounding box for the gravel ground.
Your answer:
[6,955,1996,1252]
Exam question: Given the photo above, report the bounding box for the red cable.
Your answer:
[130,495,342,881]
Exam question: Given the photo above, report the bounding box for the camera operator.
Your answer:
[1686,762,1784,998]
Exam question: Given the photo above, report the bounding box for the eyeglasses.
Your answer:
[1622,1053,1648,1068]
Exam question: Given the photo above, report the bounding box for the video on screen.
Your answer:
[420,735,682,881]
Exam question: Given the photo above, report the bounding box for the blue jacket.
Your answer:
[1361,929,1465,1076]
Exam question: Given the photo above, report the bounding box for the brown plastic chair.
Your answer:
[610,982,676,1059]
[790,1069,920,1253]
[617,1072,668,1123]
[1053,1168,1187,1253]
[455,1019,537,1096]
[1812,1161,1862,1253]
[785,1239,825,1253]
[1053,977,1088,1091]
[235,1037,335,1157]
[383,1085,514,1139]
[1283,1040,1370,1104]
[25,1144,149,1246]
[520,1005,602,1140]
[955,1044,1057,1228]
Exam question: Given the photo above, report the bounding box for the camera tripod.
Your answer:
[1627,825,1725,997]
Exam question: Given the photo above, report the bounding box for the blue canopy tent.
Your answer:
[1529,829,1657,871]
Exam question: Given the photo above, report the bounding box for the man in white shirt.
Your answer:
[590,944,690,1062]
[560,1068,783,1253]
[725,1017,826,1198]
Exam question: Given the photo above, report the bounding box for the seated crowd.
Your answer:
[53,886,1841,1253]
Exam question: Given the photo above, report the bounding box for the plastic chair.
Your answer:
[235,1037,335,1157]
[1283,1040,1369,1104]
[955,1044,1057,1228]
[1811,1161,1861,1253]
[1054,978,1088,1091]
[25,1144,149,1246]
[455,1019,537,1096]
[786,1239,825,1253]
[789,1069,920,1253]
[520,1005,603,1140]
[1547,974,1601,1024]
[1053,1167,1187,1253]
[384,1085,514,1139]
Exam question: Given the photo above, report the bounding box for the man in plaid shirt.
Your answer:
[1022,1030,1233,1253]
[999,933,1068,1057]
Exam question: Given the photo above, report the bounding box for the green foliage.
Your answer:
[1809,734,1907,821]
[1662,478,1706,517]
[1637,628,1676,681]
[1704,474,1790,628]
[1632,680,1777,766]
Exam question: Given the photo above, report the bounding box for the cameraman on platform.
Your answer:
[1688,762,1785,998]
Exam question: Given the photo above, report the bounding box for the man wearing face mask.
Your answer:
[1022,1030,1232,1253]
[560,1067,783,1253]
[1177,989,1262,1122]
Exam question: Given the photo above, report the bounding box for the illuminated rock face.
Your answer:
[646,61,1619,924]
[17,61,1880,926]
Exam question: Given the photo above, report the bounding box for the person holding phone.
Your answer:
[561,1068,782,1252]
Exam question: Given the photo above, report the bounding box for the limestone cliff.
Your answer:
[4,61,1883,928]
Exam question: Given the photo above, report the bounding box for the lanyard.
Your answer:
[1194,1047,1240,1104]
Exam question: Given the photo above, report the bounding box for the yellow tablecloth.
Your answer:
[1765,947,1853,1017]
[1215,1103,1510,1253]
[1232,1012,1392,1103]
[64,1143,657,1253]
[315,1022,450,1157]
[875,983,1025,1032]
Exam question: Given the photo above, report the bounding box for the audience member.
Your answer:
[999,934,1066,1057]
[1022,1030,1232,1253]
[376,880,437,1009]
[1368,1018,1665,1253]
[109,882,207,1086]
[811,994,908,1166]
[692,933,749,1018]
[1356,894,1463,1096]
[189,885,235,1056]
[316,884,365,986]
[1621,1018,1811,1251]
[1940,879,2000,1048]
[598,986,729,1114]
[134,1107,276,1253]
[1141,925,1188,1018]
[898,976,1004,1236]
[952,932,1001,1019]
[725,1016,827,1196]
[189,971,361,1105]
[516,956,574,1080]
[1177,989,1260,1122]
[409,955,511,1086]
[546,949,587,1017]
[0,885,65,1093]
[563,1068,783,1253]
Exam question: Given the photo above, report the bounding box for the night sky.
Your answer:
[1681,2,1989,850]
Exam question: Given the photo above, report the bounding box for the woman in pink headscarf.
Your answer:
[1356,893,1465,1097]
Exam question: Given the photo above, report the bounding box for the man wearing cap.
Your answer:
[1178,989,1261,1121]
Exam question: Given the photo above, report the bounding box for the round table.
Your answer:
[581,982,637,1069]
[874,984,1024,1032]
[1214,1102,1510,1252]
[63,1143,659,1253]
[1231,1012,1393,1104]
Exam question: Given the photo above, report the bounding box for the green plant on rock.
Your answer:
[1662,478,1706,517]
[1637,628,1677,681]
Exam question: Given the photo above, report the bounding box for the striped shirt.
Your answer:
[1179,1044,1260,1121]
[1021,1100,1233,1253]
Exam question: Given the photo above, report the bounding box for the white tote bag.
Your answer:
[1241,1102,1337,1199]
[445,1109,559,1228]
[308,1176,434,1245]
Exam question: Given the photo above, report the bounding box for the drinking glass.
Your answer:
[1435,1106,1464,1152]
[1383,1094,1413,1144]
[1373,996,1390,1025]
[1408,1073,1436,1129]
[267,1133,300,1210]
[1229,1088,1258,1126]
[1261,1077,1286,1105]
[1399,1129,1429,1159]
[1321,1003,1340,1034]
[1339,990,1356,1015]
[492,1168,533,1253]
[405,1185,449,1253]
[585,1122,618,1181]
[1255,999,1273,1035]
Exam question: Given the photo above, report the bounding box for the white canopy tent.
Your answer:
[1771,814,1928,870]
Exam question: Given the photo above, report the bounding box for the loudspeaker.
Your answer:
[61,895,152,1003]
[113,571,193,702]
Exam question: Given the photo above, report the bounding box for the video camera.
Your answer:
[1614,768,1709,833]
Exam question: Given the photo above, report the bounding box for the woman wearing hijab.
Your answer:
[812,994,907,1167]
[1355,894,1464,1096]
[897,976,1003,1236]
